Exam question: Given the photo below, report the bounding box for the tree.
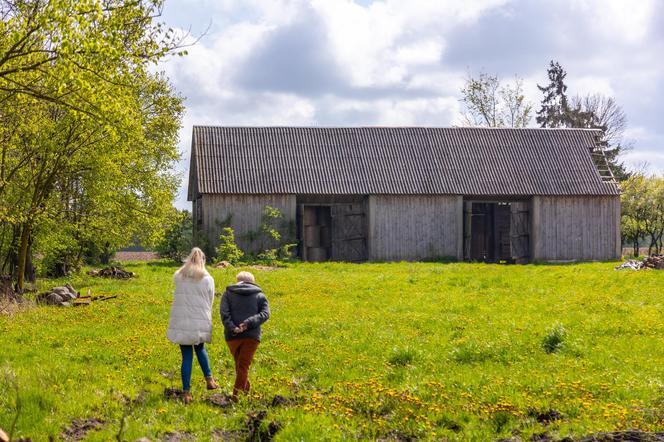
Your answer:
[621,174,664,256]
[568,94,630,180]
[536,60,630,181]
[156,210,193,262]
[460,72,532,128]
[621,175,649,256]
[535,60,571,128]
[0,1,186,290]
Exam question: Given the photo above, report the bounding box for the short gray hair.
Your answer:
[236,271,255,283]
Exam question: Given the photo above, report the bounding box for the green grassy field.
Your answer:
[1,261,663,441]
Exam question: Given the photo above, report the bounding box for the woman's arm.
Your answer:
[242,294,270,329]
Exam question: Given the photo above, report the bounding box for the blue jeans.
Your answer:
[179,343,212,391]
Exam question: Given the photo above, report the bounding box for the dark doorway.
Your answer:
[463,201,531,263]
[300,202,367,262]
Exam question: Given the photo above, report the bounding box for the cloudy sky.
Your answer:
[159,0,664,209]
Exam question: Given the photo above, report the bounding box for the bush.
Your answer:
[245,206,297,263]
[542,323,566,354]
[216,227,244,264]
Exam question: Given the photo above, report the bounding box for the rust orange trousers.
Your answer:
[226,338,260,397]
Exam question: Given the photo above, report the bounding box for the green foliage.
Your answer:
[621,174,664,256]
[156,210,193,262]
[536,60,629,180]
[2,261,664,440]
[460,71,532,128]
[245,206,297,263]
[0,0,186,288]
[215,227,244,264]
[542,323,566,354]
[536,60,570,128]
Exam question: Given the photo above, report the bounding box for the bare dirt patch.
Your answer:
[211,429,244,441]
[577,431,664,442]
[60,417,105,441]
[161,431,194,442]
[163,387,182,401]
[87,267,135,279]
[527,407,563,424]
[207,393,233,408]
[245,410,281,442]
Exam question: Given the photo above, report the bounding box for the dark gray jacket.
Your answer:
[220,282,270,341]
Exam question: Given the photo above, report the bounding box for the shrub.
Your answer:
[245,206,297,263]
[542,323,566,354]
[215,227,244,264]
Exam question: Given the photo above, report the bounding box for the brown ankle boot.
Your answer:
[205,376,219,390]
[182,391,193,404]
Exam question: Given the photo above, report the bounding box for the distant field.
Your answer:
[114,251,160,261]
[0,261,663,441]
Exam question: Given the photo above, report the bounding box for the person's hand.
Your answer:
[232,323,247,335]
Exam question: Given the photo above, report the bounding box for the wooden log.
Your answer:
[307,247,328,262]
[303,207,317,226]
[304,226,321,247]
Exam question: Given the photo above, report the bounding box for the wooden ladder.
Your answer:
[590,137,617,185]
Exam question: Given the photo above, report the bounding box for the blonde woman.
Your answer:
[220,271,270,399]
[167,247,219,404]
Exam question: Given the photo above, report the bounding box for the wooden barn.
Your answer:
[188,126,621,263]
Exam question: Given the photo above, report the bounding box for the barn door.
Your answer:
[463,202,472,260]
[331,203,367,262]
[510,202,531,263]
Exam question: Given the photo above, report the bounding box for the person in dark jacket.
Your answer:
[220,271,270,399]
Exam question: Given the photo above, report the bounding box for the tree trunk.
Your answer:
[24,237,35,283]
[633,239,639,257]
[15,223,31,292]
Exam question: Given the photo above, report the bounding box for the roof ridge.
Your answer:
[191,125,601,131]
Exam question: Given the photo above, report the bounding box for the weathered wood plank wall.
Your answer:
[199,194,296,254]
[368,195,462,261]
[532,196,620,261]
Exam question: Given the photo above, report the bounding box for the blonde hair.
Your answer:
[236,271,255,284]
[175,247,209,280]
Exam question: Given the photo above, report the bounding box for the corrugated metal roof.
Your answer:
[187,126,620,199]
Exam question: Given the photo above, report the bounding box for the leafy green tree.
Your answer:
[0,0,186,290]
[621,174,664,256]
[156,210,193,262]
[460,71,532,128]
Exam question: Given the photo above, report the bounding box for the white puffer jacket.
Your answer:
[167,273,215,345]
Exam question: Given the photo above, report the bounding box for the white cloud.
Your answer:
[570,0,655,44]
[162,0,664,209]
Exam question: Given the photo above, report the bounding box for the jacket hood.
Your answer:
[226,281,262,296]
